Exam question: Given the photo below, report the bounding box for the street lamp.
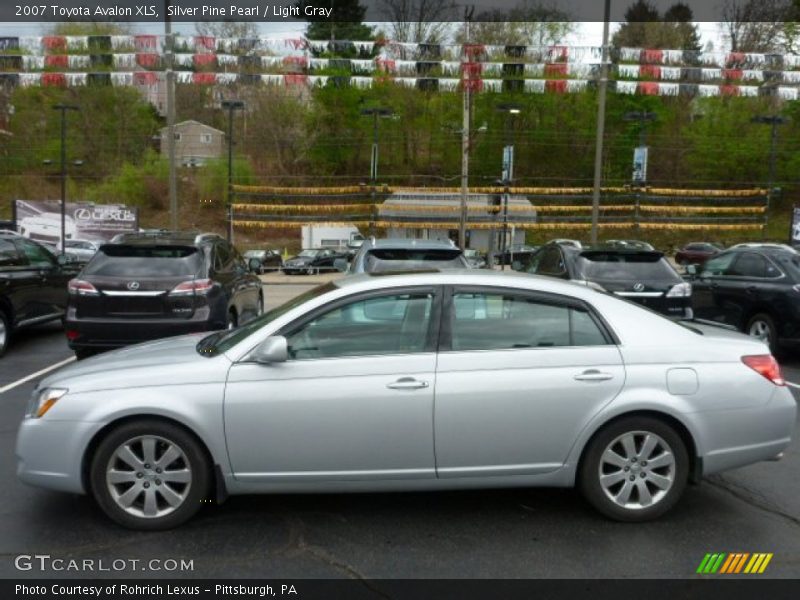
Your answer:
[361,107,394,235]
[221,100,245,243]
[52,104,79,256]
[752,115,789,237]
[495,103,522,271]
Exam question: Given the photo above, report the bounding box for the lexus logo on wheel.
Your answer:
[633,283,645,292]
[127,281,140,291]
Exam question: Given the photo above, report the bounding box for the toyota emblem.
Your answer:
[633,282,645,292]
[127,281,140,291]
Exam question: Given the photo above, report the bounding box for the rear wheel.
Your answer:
[89,420,210,530]
[746,313,779,355]
[256,294,264,316]
[579,417,689,522]
[305,266,314,276]
[0,309,10,357]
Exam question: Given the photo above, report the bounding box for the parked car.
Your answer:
[463,248,488,269]
[18,212,77,246]
[64,231,263,359]
[674,242,724,266]
[243,249,283,273]
[282,248,347,275]
[550,238,583,249]
[0,231,78,356]
[687,246,800,354]
[345,238,470,274]
[60,239,101,263]
[493,244,540,266]
[605,239,655,251]
[16,270,795,529]
[515,243,692,318]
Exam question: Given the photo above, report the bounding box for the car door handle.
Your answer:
[386,377,429,390]
[574,370,614,382]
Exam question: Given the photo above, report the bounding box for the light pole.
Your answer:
[624,111,656,231]
[222,100,244,243]
[752,115,789,237]
[361,107,394,236]
[496,103,521,271]
[590,0,612,244]
[52,104,79,256]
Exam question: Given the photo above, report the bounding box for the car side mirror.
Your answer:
[249,336,288,364]
[333,258,349,273]
[248,257,262,273]
[511,260,523,272]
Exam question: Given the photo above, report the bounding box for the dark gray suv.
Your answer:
[64,231,264,358]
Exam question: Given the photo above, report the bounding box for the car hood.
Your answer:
[38,333,231,393]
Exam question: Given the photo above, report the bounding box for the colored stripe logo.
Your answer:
[697,553,773,574]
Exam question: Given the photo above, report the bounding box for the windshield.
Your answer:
[197,282,338,356]
[297,249,320,257]
[577,252,680,282]
[84,245,203,278]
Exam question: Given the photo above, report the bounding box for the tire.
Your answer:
[0,309,10,358]
[579,416,689,522]
[75,348,96,360]
[305,267,314,276]
[89,419,211,530]
[226,310,238,330]
[745,313,780,356]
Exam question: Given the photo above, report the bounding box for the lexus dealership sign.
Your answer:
[13,200,139,246]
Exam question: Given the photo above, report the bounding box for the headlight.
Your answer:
[666,282,692,298]
[27,388,68,418]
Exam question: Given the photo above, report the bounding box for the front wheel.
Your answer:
[579,417,689,522]
[0,309,10,357]
[89,420,211,530]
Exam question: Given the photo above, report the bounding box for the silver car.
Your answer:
[16,271,796,529]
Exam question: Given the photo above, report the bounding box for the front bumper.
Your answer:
[16,418,104,495]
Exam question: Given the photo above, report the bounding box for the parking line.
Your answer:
[786,381,800,390]
[0,356,76,395]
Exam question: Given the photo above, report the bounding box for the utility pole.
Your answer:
[165,1,178,231]
[361,107,394,236]
[52,104,79,256]
[590,0,611,244]
[458,6,474,250]
[497,104,521,271]
[222,100,245,243]
[752,115,789,237]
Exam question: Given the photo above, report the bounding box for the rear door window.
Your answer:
[83,245,202,277]
[701,252,737,277]
[0,239,24,267]
[15,239,55,268]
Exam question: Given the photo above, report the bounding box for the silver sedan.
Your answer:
[16,271,796,529]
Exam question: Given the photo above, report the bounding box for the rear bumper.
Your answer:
[65,310,220,350]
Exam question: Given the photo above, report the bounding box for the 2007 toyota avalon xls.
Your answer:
[16,271,795,529]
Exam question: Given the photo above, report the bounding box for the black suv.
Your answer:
[0,231,78,356]
[65,232,264,358]
[514,242,692,318]
[688,246,800,354]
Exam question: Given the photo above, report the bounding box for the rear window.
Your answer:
[365,248,465,272]
[577,252,680,282]
[84,245,203,277]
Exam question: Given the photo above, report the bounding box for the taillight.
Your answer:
[169,278,214,296]
[65,329,80,341]
[741,355,785,386]
[666,282,692,298]
[67,279,99,296]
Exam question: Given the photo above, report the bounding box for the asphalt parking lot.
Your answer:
[0,280,798,579]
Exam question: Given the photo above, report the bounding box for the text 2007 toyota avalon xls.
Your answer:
[16,271,795,529]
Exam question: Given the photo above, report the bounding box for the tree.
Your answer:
[376,0,456,43]
[721,0,793,52]
[195,21,258,39]
[454,1,574,47]
[48,22,131,35]
[612,0,701,50]
[299,0,375,41]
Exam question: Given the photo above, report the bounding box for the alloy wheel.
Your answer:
[105,435,192,519]
[748,319,771,345]
[598,431,676,510]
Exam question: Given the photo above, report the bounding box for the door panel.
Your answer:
[434,288,625,478]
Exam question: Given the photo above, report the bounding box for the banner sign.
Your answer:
[632,146,648,184]
[13,199,138,247]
